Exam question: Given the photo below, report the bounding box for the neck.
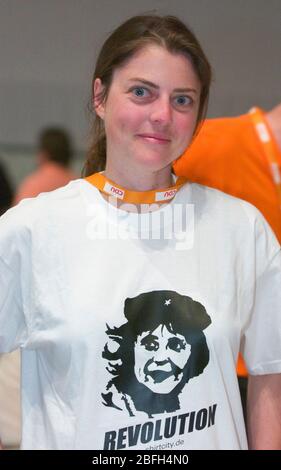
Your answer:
[104,163,173,192]
[99,165,176,213]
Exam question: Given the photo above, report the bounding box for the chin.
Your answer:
[135,153,171,170]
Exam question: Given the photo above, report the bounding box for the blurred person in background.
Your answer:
[0,159,13,216]
[0,160,16,450]
[14,127,77,205]
[0,128,76,450]
[174,103,281,237]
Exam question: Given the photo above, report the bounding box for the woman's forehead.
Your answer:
[112,44,199,87]
[139,324,184,339]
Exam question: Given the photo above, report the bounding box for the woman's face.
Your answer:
[134,324,191,394]
[94,45,201,174]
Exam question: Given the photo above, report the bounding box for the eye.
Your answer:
[174,95,193,107]
[145,340,158,351]
[131,86,150,98]
[140,335,159,351]
[168,337,186,352]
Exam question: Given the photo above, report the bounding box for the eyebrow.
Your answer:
[128,77,198,94]
[141,333,157,340]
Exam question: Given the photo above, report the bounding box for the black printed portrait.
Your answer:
[102,290,211,417]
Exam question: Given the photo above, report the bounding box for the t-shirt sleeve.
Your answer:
[0,205,32,353]
[240,208,281,375]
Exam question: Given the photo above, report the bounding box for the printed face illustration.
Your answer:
[134,324,191,393]
[102,291,211,417]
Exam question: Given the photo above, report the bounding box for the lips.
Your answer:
[137,133,171,143]
[147,369,175,383]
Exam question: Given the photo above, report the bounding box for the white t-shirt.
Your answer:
[0,179,281,450]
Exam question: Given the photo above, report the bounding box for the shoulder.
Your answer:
[188,183,278,237]
[0,180,85,244]
[173,113,257,178]
[186,183,280,266]
[186,181,257,213]
[17,178,84,209]
[199,113,251,135]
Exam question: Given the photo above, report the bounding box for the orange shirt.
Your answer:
[173,109,281,376]
[14,161,77,205]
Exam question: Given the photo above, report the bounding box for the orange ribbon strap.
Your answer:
[250,107,281,207]
[85,172,187,204]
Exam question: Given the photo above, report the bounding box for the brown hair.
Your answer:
[83,15,212,176]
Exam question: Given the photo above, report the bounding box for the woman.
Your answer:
[0,15,281,450]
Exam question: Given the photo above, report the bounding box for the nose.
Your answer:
[149,96,173,126]
[154,344,169,363]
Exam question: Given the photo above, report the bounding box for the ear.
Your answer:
[93,78,105,119]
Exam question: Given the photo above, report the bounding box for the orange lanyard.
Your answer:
[250,107,281,207]
[85,172,187,204]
